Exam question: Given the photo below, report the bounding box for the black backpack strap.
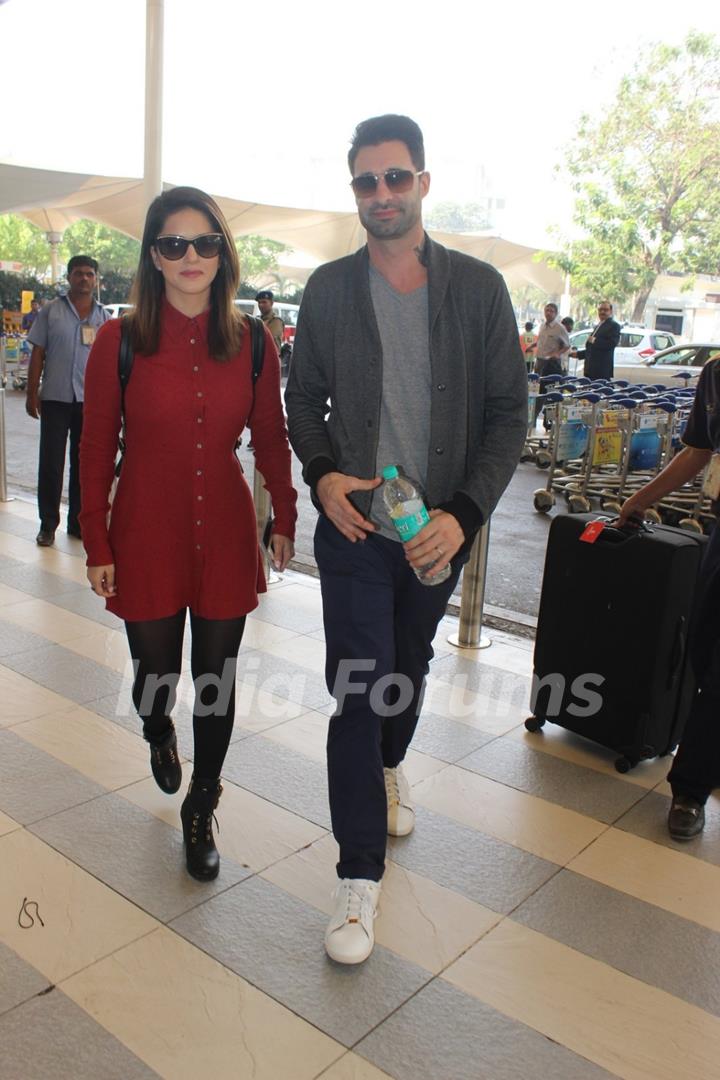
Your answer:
[235,316,267,454]
[116,317,133,475]
[249,315,265,385]
[118,316,134,410]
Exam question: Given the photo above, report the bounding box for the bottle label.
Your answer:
[391,501,430,541]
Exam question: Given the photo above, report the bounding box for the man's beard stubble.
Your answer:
[358,199,421,241]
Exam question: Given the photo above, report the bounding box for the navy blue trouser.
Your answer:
[314,514,465,882]
[668,522,720,804]
[38,399,83,532]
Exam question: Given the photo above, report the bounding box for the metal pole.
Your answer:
[0,388,9,502]
[46,232,63,284]
[448,520,492,650]
[143,0,164,210]
[560,271,572,318]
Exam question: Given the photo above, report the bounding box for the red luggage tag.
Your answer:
[579,520,606,544]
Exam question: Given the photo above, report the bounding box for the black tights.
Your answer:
[125,609,246,780]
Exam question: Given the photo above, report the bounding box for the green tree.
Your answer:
[425,202,492,233]
[0,213,290,297]
[509,283,554,323]
[0,215,142,279]
[0,271,55,311]
[99,268,135,304]
[60,220,140,273]
[551,32,720,322]
[235,235,287,286]
[0,215,52,277]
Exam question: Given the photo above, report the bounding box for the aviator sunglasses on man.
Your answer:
[350,168,425,198]
[154,233,224,260]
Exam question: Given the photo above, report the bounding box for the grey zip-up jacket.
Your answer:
[285,237,527,539]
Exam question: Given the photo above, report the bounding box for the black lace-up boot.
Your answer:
[180,777,223,880]
[144,721,182,794]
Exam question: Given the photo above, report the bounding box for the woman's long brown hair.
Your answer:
[128,186,244,361]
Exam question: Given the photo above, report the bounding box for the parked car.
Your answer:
[103,303,133,319]
[614,343,720,387]
[569,325,677,378]
[567,328,592,375]
[614,325,676,365]
[272,301,300,347]
[234,299,299,375]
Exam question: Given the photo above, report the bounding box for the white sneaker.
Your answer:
[324,878,381,964]
[384,765,415,836]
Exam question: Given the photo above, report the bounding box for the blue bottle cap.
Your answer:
[382,465,399,480]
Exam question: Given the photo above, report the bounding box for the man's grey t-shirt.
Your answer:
[369,265,432,541]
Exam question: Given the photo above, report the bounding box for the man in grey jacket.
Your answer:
[285,115,527,965]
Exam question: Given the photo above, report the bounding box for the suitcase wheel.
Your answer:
[614,755,636,774]
[525,716,546,733]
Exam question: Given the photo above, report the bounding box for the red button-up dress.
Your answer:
[79,301,297,621]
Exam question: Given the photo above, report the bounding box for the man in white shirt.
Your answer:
[535,302,570,377]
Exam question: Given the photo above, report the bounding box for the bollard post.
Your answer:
[0,388,9,502]
[252,464,278,583]
[448,520,492,650]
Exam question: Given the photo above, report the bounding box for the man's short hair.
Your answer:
[544,302,558,314]
[67,255,99,274]
[348,114,425,173]
[255,289,274,301]
[524,322,534,331]
[599,300,613,310]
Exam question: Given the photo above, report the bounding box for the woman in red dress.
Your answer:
[80,187,297,881]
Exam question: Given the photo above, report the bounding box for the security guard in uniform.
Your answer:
[255,289,284,352]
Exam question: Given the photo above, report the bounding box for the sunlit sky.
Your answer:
[2,0,719,248]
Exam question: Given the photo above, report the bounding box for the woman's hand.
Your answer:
[268,534,294,572]
[87,564,117,598]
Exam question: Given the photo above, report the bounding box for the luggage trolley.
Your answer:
[520,374,543,464]
[532,390,601,513]
[530,374,570,469]
[597,398,677,518]
[641,389,711,533]
[561,394,636,513]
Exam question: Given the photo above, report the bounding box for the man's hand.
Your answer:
[616,494,648,529]
[403,509,464,579]
[87,564,117,598]
[316,472,381,541]
[26,391,41,419]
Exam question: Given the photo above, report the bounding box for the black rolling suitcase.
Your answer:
[527,513,707,772]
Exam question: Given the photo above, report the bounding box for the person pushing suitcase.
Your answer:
[619,357,720,840]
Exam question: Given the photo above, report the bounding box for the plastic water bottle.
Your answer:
[381,465,451,586]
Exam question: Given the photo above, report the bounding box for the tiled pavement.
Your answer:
[0,498,719,1080]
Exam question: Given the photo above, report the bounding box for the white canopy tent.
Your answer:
[0,162,563,294]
